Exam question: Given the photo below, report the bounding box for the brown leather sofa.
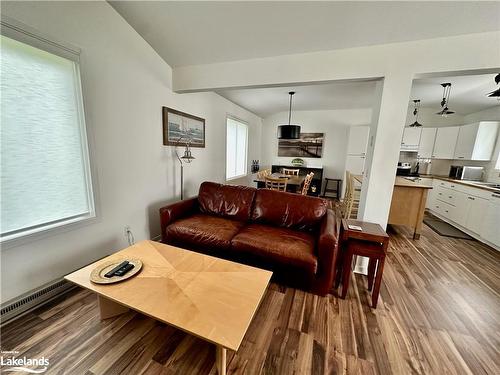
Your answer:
[159,181,342,296]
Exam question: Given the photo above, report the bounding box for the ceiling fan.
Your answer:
[436,83,455,117]
[486,73,500,98]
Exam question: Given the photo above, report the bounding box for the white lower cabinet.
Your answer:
[481,193,500,246]
[426,178,500,249]
[466,195,489,235]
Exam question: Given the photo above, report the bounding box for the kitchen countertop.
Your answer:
[394,176,433,189]
[419,174,500,193]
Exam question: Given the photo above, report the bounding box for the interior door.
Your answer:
[345,155,365,175]
[347,126,370,155]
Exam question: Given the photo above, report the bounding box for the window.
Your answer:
[496,150,500,170]
[226,117,248,180]
[1,20,94,242]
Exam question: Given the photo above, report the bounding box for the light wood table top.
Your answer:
[394,176,433,189]
[65,240,272,352]
[253,173,305,186]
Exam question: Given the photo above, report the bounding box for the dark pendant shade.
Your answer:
[487,87,500,97]
[277,125,301,139]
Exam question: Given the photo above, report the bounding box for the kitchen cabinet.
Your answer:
[465,195,489,235]
[417,128,437,159]
[401,127,421,151]
[481,192,500,246]
[427,178,500,248]
[454,121,499,161]
[432,126,459,159]
[347,126,370,155]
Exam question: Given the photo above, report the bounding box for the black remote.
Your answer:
[104,261,129,278]
[114,263,134,277]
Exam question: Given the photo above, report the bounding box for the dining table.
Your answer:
[253,173,306,193]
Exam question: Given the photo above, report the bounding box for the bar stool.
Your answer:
[322,178,342,199]
[337,219,389,308]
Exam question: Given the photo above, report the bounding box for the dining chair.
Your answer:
[340,171,353,219]
[256,169,271,179]
[301,172,314,195]
[282,168,300,176]
[264,176,288,192]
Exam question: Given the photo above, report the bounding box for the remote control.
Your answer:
[114,263,134,277]
[104,261,129,278]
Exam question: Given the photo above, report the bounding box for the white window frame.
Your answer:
[0,16,97,246]
[495,150,500,170]
[225,115,249,181]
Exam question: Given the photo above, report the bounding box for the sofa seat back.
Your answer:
[251,189,328,231]
[198,181,256,222]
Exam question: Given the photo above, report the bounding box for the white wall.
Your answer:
[172,30,500,234]
[260,109,372,181]
[0,1,262,303]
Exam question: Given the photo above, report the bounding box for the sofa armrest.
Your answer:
[159,197,198,242]
[315,208,341,295]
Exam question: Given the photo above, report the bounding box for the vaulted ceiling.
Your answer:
[109,1,500,68]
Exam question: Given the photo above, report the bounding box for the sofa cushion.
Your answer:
[251,189,328,231]
[231,224,318,274]
[198,181,256,222]
[165,214,245,250]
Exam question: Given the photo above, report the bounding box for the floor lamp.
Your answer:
[174,136,195,200]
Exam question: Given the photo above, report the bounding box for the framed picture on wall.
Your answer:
[278,132,324,158]
[162,107,205,147]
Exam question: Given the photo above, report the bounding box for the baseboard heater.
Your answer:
[1,279,77,326]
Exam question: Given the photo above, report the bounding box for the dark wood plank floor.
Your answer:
[1,223,499,374]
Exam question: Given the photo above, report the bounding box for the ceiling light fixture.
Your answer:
[436,83,455,117]
[277,91,301,139]
[486,73,500,100]
[409,99,423,127]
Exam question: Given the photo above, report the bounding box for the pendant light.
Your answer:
[486,73,500,99]
[277,91,301,139]
[409,99,423,127]
[436,83,455,117]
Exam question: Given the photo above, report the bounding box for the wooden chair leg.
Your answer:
[341,251,353,299]
[371,256,386,308]
[367,258,377,291]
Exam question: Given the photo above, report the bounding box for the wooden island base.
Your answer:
[388,177,432,240]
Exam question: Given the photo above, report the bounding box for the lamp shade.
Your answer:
[277,125,301,139]
[180,148,195,163]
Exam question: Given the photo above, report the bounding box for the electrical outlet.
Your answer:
[124,225,131,237]
[124,226,135,246]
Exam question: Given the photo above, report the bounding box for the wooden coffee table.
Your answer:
[64,240,272,374]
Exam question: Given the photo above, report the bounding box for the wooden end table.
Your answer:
[339,219,389,308]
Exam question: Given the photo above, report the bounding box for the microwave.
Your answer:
[449,165,484,181]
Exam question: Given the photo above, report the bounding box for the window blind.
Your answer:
[0,31,94,240]
[226,117,248,180]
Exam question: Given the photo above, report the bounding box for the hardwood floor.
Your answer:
[1,223,499,374]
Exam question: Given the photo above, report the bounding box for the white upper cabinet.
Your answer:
[400,127,421,150]
[347,126,370,155]
[432,126,459,159]
[417,128,437,158]
[454,122,499,161]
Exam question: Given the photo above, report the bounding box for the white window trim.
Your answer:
[0,16,98,248]
[225,115,249,181]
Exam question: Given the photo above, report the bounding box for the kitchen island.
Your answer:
[388,177,433,239]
